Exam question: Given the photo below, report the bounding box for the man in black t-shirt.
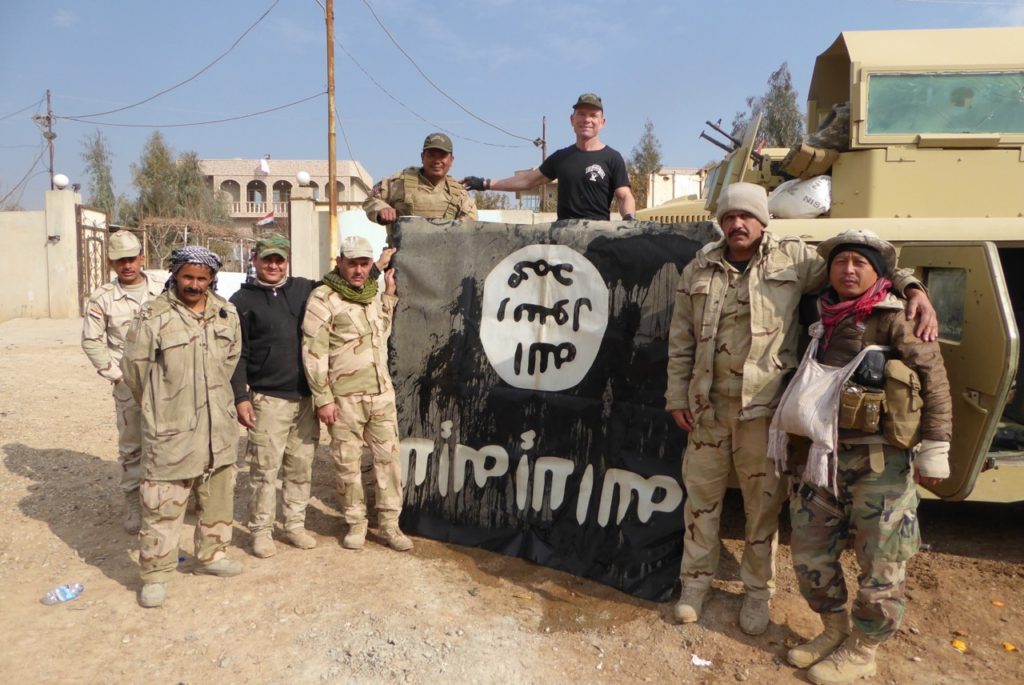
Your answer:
[463,93,636,221]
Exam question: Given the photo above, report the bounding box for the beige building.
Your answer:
[645,167,704,209]
[199,158,373,231]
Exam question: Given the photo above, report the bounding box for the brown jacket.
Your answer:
[818,292,952,442]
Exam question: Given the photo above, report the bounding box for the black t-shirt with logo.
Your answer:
[539,144,630,220]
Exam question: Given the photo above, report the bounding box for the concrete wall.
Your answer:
[1,189,82,323]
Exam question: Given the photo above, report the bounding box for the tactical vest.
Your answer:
[397,167,466,219]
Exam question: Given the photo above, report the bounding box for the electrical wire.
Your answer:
[335,37,526,148]
[357,0,536,143]
[64,0,281,119]
[56,91,327,128]
[0,144,47,206]
[0,95,45,122]
[335,107,356,162]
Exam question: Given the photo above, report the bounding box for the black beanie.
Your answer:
[827,243,886,278]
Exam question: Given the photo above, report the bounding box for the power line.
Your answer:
[0,144,47,207]
[335,36,526,149]
[357,0,536,144]
[0,95,45,122]
[335,107,356,162]
[64,0,281,119]
[56,91,327,128]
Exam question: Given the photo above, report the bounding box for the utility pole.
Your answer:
[326,0,339,259]
[537,117,548,212]
[33,90,57,189]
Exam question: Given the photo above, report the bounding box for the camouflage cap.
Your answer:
[341,235,375,260]
[573,93,603,111]
[422,132,453,153]
[256,233,290,259]
[108,231,142,260]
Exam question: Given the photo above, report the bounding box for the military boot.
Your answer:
[380,525,414,552]
[194,557,244,577]
[123,491,142,535]
[251,530,277,558]
[284,528,317,550]
[342,520,368,550]
[739,594,771,636]
[788,612,852,669]
[806,632,879,685]
[672,586,709,624]
[138,582,166,608]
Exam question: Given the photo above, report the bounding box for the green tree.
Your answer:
[627,119,662,209]
[80,130,117,217]
[731,62,805,148]
[131,131,177,219]
[473,191,510,210]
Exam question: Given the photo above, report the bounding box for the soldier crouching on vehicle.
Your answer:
[301,236,413,552]
[121,246,244,608]
[768,230,952,685]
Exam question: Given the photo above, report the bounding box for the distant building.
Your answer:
[645,167,704,209]
[199,158,373,232]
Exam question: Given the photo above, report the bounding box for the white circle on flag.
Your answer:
[480,244,609,392]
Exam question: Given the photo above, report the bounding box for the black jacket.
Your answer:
[229,276,317,403]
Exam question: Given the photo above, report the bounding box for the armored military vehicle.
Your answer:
[640,27,1024,502]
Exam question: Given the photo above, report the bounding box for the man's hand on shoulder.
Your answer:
[905,287,939,342]
[462,176,487,192]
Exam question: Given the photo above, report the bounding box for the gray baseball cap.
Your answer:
[341,235,375,259]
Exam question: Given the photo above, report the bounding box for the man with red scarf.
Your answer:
[665,183,937,636]
[783,229,951,685]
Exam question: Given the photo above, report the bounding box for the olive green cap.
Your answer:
[256,234,290,259]
[108,231,142,260]
[573,93,604,110]
[423,132,453,153]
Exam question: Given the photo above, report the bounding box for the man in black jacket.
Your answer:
[230,235,320,557]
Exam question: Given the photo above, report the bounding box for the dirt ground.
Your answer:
[1,317,1022,685]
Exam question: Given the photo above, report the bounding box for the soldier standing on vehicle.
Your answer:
[770,230,951,685]
[363,132,477,242]
[122,246,244,608]
[664,183,937,635]
[81,231,163,534]
[462,93,637,221]
[301,236,413,552]
[230,235,320,558]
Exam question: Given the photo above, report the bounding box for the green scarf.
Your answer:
[322,268,378,304]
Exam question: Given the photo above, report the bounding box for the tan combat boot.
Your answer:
[342,520,368,550]
[739,594,771,636]
[124,491,142,535]
[672,586,709,624]
[380,526,414,552]
[194,557,244,577]
[806,631,879,685]
[138,582,166,608]
[788,612,852,669]
[284,528,317,550]
[251,530,277,558]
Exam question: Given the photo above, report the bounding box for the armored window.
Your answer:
[925,267,966,343]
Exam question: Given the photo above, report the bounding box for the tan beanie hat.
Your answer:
[716,182,770,226]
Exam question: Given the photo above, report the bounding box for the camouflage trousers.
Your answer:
[680,395,787,599]
[327,389,403,526]
[789,444,921,642]
[139,465,236,583]
[247,393,319,534]
[112,380,143,493]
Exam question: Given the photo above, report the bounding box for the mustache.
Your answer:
[183,287,206,295]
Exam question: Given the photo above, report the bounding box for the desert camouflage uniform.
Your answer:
[121,288,241,582]
[363,166,477,241]
[666,233,922,598]
[81,272,163,493]
[790,295,951,641]
[301,283,403,527]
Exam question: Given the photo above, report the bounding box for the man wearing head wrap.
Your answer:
[775,230,951,684]
[301,236,413,552]
[121,245,244,608]
[664,183,938,635]
[364,132,477,243]
[81,231,163,533]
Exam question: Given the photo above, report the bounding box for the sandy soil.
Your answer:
[1,317,1022,685]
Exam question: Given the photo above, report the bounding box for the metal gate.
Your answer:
[76,206,108,316]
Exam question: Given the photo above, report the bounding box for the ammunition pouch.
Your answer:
[838,383,885,433]
[882,359,923,449]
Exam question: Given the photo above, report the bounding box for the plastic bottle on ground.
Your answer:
[41,583,84,605]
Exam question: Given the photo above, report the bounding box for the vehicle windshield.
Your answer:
[866,71,1024,135]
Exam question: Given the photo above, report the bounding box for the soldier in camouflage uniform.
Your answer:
[81,231,163,534]
[301,236,412,552]
[778,230,951,685]
[121,247,244,608]
[363,132,477,243]
[665,184,935,635]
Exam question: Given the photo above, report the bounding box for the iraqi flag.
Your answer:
[256,212,275,226]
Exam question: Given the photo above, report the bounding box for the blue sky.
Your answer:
[2,0,1022,210]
